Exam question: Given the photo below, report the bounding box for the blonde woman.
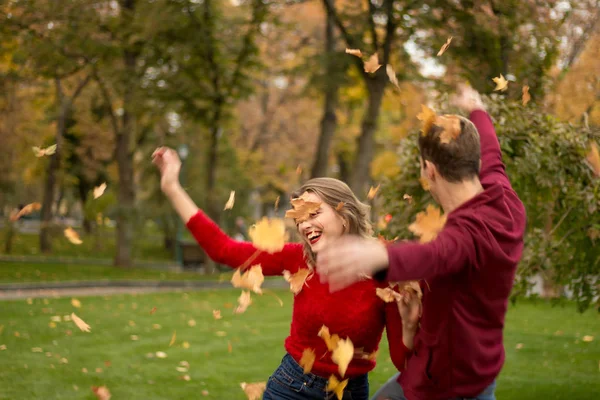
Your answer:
[152,147,420,400]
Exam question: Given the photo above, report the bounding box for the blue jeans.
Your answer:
[263,353,369,400]
[370,372,496,400]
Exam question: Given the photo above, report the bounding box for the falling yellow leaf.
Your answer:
[295,165,303,175]
[224,191,235,210]
[248,217,287,253]
[300,348,316,374]
[363,53,381,73]
[376,287,403,303]
[282,269,312,294]
[367,184,381,200]
[403,194,413,204]
[326,375,348,400]
[212,310,222,320]
[408,205,447,243]
[240,382,267,400]
[274,196,280,211]
[32,144,57,157]
[419,176,431,191]
[318,325,340,352]
[437,36,452,56]
[522,85,531,106]
[437,115,462,144]
[231,265,264,294]
[235,291,253,314]
[492,74,508,91]
[586,142,600,177]
[71,313,90,332]
[345,48,363,58]
[417,104,437,136]
[182,341,190,349]
[582,335,594,342]
[10,202,41,222]
[64,227,83,245]
[169,331,177,347]
[335,202,345,211]
[71,298,81,308]
[285,195,322,223]
[386,64,399,88]
[332,337,354,377]
[92,385,111,400]
[93,183,107,199]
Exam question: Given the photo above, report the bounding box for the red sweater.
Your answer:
[186,211,409,379]
[382,110,526,399]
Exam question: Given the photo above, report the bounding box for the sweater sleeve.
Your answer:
[185,210,302,276]
[469,110,511,189]
[384,302,411,371]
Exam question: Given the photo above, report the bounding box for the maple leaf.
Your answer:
[335,202,345,211]
[437,115,462,144]
[345,48,363,58]
[403,194,413,204]
[235,291,252,314]
[376,287,403,303]
[417,104,436,136]
[332,337,354,377]
[363,53,381,73]
[64,227,83,245]
[285,195,322,223]
[326,375,348,400]
[71,313,91,332]
[437,36,452,56]
[32,144,57,157]
[231,265,264,294]
[93,183,107,199]
[408,204,447,243]
[386,64,399,89]
[224,191,235,210]
[282,269,312,294]
[299,348,316,374]
[92,385,111,400]
[10,202,41,222]
[492,74,508,91]
[419,176,431,191]
[240,382,267,400]
[318,325,340,352]
[522,85,531,106]
[212,310,222,320]
[71,298,81,308]
[586,142,600,177]
[169,331,176,347]
[248,217,287,253]
[367,184,380,200]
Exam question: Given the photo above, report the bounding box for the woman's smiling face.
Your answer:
[296,191,346,254]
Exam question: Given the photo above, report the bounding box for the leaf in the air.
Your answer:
[32,144,57,157]
[522,85,531,106]
[326,375,348,400]
[318,325,340,352]
[345,48,363,58]
[386,64,399,88]
[419,177,431,191]
[299,348,316,374]
[71,313,90,332]
[492,74,508,91]
[212,310,222,320]
[403,194,413,204]
[10,202,41,222]
[586,142,600,177]
[64,227,83,245]
[235,291,252,314]
[363,53,381,73]
[92,385,111,400]
[71,298,81,308]
[408,205,446,243]
[417,104,436,136]
[169,331,176,347]
[285,194,322,223]
[240,382,267,400]
[437,36,452,56]
[248,217,287,253]
[437,115,462,144]
[367,184,380,200]
[224,191,235,210]
[231,265,264,294]
[376,287,403,303]
[283,269,312,294]
[93,183,107,199]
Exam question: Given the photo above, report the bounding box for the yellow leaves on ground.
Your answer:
[32,144,57,157]
[417,104,436,136]
[64,227,83,245]
[231,265,264,294]
[408,204,447,243]
[93,183,107,199]
[285,195,321,223]
[248,217,287,253]
[224,191,235,210]
[586,142,600,177]
[240,382,266,400]
[493,74,508,91]
[282,268,312,294]
[522,85,531,106]
[327,375,348,400]
[299,348,316,374]
[331,337,354,377]
[10,202,41,221]
[92,385,111,400]
[437,36,452,56]
[71,298,82,308]
[235,291,252,314]
[375,287,403,303]
[367,184,380,200]
[582,335,594,342]
[71,313,91,333]
[212,310,222,320]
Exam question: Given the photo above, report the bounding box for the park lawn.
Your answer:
[0,262,230,283]
[0,292,598,400]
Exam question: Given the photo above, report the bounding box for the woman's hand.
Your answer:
[152,147,182,194]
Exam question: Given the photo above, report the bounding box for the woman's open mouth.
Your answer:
[307,231,322,245]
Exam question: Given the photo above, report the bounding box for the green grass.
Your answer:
[0,293,598,399]
[0,262,230,283]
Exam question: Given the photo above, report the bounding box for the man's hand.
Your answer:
[316,236,389,291]
[450,83,485,114]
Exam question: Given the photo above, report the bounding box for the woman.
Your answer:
[152,147,419,400]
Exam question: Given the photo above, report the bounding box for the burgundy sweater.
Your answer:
[383,110,526,399]
[186,211,410,379]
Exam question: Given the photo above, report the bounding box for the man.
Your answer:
[317,85,526,400]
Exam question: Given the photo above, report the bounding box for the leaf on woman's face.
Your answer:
[285,195,321,223]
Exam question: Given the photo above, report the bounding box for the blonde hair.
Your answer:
[291,177,373,266]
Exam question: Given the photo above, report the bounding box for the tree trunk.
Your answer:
[337,150,350,183]
[349,74,386,194]
[310,0,339,178]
